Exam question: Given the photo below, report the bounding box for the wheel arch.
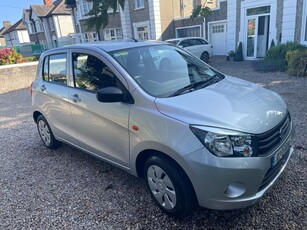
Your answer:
[135,148,197,202]
[33,111,43,123]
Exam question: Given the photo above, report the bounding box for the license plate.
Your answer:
[271,137,291,167]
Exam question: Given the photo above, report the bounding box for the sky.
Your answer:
[0,0,43,27]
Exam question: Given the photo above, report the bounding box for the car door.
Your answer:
[35,53,78,144]
[68,50,131,167]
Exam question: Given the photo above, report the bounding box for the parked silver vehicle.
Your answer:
[31,41,294,217]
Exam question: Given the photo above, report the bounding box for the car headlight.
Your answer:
[190,126,253,157]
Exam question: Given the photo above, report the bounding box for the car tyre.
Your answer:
[37,115,60,149]
[144,155,196,217]
[200,52,209,63]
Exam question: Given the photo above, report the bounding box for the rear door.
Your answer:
[68,50,131,167]
[34,53,77,144]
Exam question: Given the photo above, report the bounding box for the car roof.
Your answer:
[166,37,207,41]
[43,40,165,54]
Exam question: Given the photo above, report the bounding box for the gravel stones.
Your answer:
[0,57,306,229]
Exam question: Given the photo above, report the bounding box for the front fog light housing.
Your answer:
[190,126,254,157]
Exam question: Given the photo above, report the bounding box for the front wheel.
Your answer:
[37,115,60,149]
[144,155,196,217]
[200,52,209,63]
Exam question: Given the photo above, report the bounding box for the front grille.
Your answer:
[255,113,291,156]
[258,147,290,191]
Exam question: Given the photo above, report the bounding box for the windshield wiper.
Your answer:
[169,76,219,97]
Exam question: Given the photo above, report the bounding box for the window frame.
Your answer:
[135,0,145,10]
[42,53,68,85]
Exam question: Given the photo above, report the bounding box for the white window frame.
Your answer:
[175,25,201,38]
[82,32,98,43]
[49,17,55,31]
[77,0,93,19]
[104,28,123,40]
[133,21,150,40]
[135,0,145,10]
[301,0,307,44]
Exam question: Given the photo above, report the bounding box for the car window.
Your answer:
[72,53,117,92]
[198,39,208,45]
[179,40,191,48]
[43,53,67,85]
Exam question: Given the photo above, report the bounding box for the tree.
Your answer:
[84,0,125,40]
[190,1,212,21]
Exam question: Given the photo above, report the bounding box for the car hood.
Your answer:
[154,76,287,134]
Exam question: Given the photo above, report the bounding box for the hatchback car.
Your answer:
[166,37,213,62]
[31,41,294,217]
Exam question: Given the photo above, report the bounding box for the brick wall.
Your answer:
[0,62,38,94]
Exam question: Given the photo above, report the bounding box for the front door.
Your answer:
[68,51,131,167]
[210,23,226,55]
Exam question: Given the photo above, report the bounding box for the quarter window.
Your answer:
[72,53,117,91]
[43,54,67,85]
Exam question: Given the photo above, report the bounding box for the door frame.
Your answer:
[239,1,277,60]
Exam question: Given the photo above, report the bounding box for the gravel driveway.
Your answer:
[0,57,306,229]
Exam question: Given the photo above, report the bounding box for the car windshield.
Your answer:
[109,45,223,98]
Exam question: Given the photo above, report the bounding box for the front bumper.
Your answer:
[183,127,294,210]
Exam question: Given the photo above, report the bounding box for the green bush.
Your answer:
[270,39,275,48]
[286,49,307,77]
[265,42,306,61]
[23,56,38,62]
[0,48,24,65]
[234,42,243,62]
[252,59,287,72]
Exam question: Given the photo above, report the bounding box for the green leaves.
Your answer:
[190,2,212,21]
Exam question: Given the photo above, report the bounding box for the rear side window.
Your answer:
[43,53,67,85]
[179,40,191,48]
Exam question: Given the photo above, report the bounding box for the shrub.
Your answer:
[265,42,306,61]
[252,59,287,72]
[234,42,243,62]
[23,56,38,62]
[270,39,275,48]
[286,49,307,77]
[0,48,24,65]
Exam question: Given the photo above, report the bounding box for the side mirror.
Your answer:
[96,87,124,103]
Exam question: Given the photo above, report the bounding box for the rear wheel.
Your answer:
[37,115,60,149]
[144,155,196,217]
[200,52,209,63]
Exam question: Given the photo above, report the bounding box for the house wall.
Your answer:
[205,1,227,40]
[159,0,176,40]
[281,0,297,43]
[128,0,150,39]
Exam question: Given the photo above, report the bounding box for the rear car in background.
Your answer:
[166,37,213,62]
[31,41,294,217]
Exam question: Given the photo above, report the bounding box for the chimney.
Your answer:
[3,21,11,28]
[43,0,53,5]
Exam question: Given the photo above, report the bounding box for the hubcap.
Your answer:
[38,120,51,145]
[147,165,177,210]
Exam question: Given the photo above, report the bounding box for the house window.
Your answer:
[135,0,144,9]
[83,32,98,43]
[104,28,123,40]
[176,26,201,38]
[49,18,55,31]
[247,6,270,16]
[193,0,201,8]
[78,0,93,18]
[35,20,43,32]
[136,26,148,40]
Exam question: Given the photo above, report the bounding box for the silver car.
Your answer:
[31,41,294,217]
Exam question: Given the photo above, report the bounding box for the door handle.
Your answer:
[70,94,81,103]
[40,84,46,91]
